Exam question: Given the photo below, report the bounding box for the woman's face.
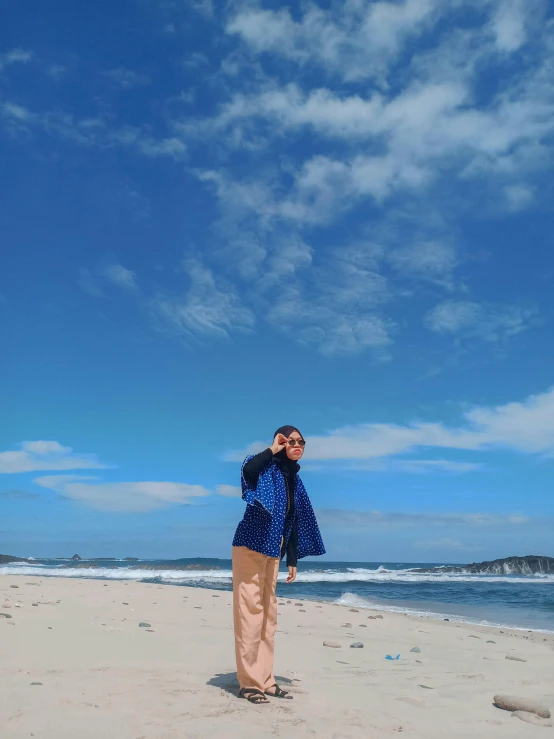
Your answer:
[285,430,305,461]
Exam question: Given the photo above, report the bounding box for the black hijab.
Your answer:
[273,424,303,474]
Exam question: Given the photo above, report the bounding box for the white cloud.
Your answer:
[2,102,33,122]
[0,49,32,72]
[415,537,483,551]
[490,0,532,52]
[316,508,531,529]
[227,0,443,82]
[0,441,108,474]
[107,67,149,88]
[504,184,534,211]
[216,484,242,498]
[150,256,255,341]
[225,386,554,462]
[34,475,210,513]
[393,459,484,474]
[387,241,458,286]
[46,64,66,79]
[104,263,138,291]
[1,101,186,160]
[425,300,534,343]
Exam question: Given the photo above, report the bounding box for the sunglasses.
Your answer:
[287,438,306,447]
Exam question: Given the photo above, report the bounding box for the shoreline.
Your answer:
[2,567,554,635]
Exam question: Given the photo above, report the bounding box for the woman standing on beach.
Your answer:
[232,425,325,704]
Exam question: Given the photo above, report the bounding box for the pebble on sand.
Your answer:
[341,623,353,628]
[375,615,383,619]
[511,711,553,727]
[486,640,496,644]
[138,622,151,628]
[493,695,550,719]
[295,602,304,606]
[30,682,43,686]
[359,624,367,627]
[505,655,527,662]
[0,613,12,618]
[10,585,19,589]
[323,640,341,648]
[410,647,421,653]
[350,642,364,648]
[367,616,376,619]
[349,608,359,612]
[299,609,306,612]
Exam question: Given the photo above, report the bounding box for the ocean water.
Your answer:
[2,557,553,632]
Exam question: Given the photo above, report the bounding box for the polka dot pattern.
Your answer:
[232,455,326,560]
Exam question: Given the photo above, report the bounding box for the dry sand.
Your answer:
[1,575,553,738]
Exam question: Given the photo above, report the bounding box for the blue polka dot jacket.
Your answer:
[233,451,326,561]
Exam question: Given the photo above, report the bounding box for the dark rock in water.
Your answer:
[410,555,554,576]
[0,554,30,564]
[444,618,450,621]
[71,554,81,560]
[350,642,364,648]
[123,557,139,561]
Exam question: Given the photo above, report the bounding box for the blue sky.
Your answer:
[1,0,553,562]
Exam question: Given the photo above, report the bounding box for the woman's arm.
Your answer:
[243,448,273,488]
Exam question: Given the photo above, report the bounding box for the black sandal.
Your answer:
[265,684,293,699]
[240,688,270,704]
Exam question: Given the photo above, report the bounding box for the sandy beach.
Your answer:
[1,575,553,738]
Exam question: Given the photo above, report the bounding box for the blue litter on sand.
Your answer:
[385,654,400,660]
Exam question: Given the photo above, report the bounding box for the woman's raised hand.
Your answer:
[270,433,288,455]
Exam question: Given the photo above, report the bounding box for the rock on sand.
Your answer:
[493,694,550,718]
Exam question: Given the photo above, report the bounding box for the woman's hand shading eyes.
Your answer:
[270,433,288,455]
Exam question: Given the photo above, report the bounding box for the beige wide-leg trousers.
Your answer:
[232,545,280,693]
